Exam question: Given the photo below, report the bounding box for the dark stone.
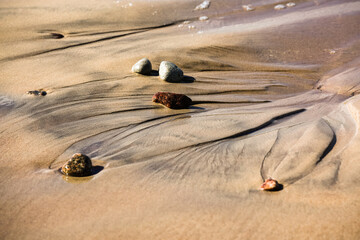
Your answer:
[27,90,47,96]
[152,92,192,109]
[61,153,92,177]
[50,32,64,39]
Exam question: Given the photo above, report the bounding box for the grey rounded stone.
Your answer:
[131,58,152,75]
[159,61,183,82]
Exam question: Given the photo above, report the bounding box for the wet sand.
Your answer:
[1,0,360,239]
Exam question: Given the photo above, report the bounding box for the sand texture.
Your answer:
[1,0,360,239]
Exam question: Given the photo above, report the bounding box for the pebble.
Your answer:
[159,61,183,82]
[274,4,286,10]
[242,5,255,11]
[152,92,192,109]
[199,16,209,21]
[131,58,152,75]
[61,153,92,177]
[50,32,64,39]
[260,178,281,191]
[178,21,191,28]
[27,90,47,96]
[286,2,296,7]
[194,0,211,10]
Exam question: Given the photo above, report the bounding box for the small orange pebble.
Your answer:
[260,178,280,191]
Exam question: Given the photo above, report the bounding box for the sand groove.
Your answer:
[0,22,182,62]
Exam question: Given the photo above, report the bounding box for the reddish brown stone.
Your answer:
[260,178,280,191]
[152,92,192,109]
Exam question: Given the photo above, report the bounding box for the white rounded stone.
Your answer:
[159,61,183,83]
[131,58,152,75]
[274,4,286,10]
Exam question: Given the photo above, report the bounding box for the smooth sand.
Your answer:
[1,0,360,239]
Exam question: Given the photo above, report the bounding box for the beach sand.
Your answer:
[0,0,360,239]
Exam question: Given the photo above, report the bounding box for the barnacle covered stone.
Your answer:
[61,153,92,177]
[152,92,192,109]
[260,178,280,191]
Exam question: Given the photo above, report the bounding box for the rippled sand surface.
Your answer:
[1,0,360,239]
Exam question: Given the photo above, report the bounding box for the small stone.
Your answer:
[260,178,280,191]
[159,61,183,82]
[27,90,47,96]
[274,4,286,10]
[194,0,211,10]
[242,4,255,11]
[131,58,152,75]
[152,92,192,109]
[50,32,64,39]
[199,16,209,21]
[286,2,296,7]
[61,153,92,177]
